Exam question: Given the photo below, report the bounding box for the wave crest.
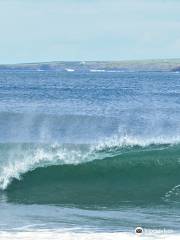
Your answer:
[0,137,180,205]
[0,135,180,196]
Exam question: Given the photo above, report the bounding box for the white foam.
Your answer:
[89,69,126,73]
[0,144,92,190]
[90,69,105,72]
[65,68,75,72]
[106,70,125,73]
[164,184,180,203]
[94,135,180,151]
[0,230,178,240]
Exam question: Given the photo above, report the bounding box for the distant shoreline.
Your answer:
[0,59,180,72]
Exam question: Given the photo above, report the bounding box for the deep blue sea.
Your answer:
[0,69,180,239]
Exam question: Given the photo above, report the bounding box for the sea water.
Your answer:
[0,69,180,239]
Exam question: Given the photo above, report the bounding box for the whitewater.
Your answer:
[1,69,180,239]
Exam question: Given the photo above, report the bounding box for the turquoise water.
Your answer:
[0,69,180,237]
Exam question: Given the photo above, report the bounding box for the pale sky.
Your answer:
[0,0,180,64]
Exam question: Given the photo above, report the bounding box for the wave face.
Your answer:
[1,140,180,206]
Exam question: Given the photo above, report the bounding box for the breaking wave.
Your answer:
[1,135,180,206]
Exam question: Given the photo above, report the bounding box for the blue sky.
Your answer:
[0,0,180,63]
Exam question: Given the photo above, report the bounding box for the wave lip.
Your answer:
[95,135,180,150]
[0,143,93,190]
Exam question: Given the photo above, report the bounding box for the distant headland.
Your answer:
[0,59,180,72]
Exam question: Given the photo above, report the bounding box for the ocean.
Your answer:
[0,68,180,239]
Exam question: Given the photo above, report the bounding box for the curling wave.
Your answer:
[1,136,180,206]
